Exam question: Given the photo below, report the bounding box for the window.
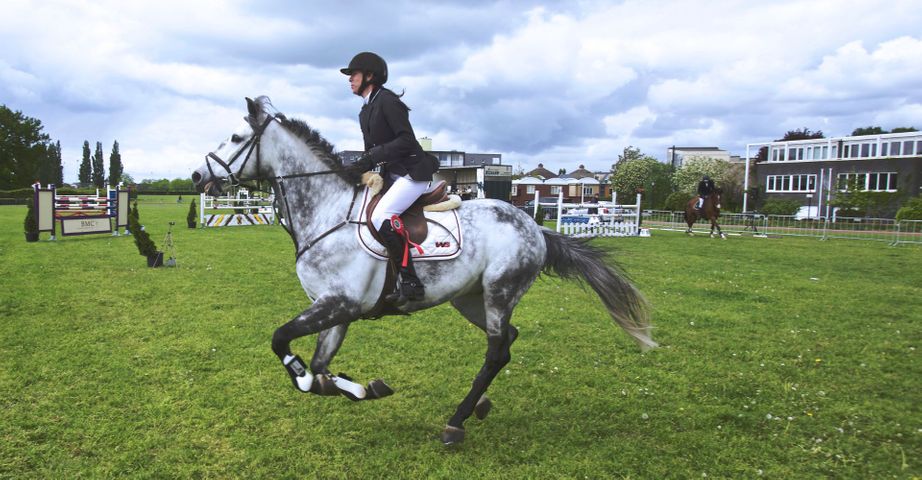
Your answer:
[582,186,594,196]
[550,186,561,195]
[870,143,877,157]
[766,174,817,193]
[860,143,870,157]
[526,185,535,195]
[891,142,902,156]
[511,185,518,196]
[917,140,922,155]
[881,142,889,156]
[904,141,914,155]
[838,172,898,192]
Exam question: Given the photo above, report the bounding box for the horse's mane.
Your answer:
[275,115,355,180]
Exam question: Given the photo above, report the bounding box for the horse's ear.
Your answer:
[245,97,259,120]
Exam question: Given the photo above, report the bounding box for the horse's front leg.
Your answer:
[306,325,395,400]
[270,296,367,398]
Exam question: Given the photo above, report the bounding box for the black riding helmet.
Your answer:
[340,52,388,85]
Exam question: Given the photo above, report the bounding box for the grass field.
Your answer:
[1,197,920,479]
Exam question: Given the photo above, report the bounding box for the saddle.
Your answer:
[364,180,448,245]
[357,175,458,320]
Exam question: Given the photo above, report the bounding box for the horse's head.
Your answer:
[192,96,277,196]
[712,188,722,210]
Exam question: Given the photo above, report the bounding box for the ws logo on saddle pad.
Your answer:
[355,187,463,261]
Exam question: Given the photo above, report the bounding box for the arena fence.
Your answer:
[642,210,921,247]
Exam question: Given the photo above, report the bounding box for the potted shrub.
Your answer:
[187,198,197,228]
[24,200,39,242]
[128,201,162,267]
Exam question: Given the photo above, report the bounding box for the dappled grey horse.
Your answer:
[192,96,657,444]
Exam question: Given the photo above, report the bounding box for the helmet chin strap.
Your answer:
[356,72,376,98]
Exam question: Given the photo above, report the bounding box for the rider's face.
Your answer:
[349,71,375,97]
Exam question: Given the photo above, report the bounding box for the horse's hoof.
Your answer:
[310,374,340,396]
[474,395,492,420]
[366,379,394,400]
[441,425,465,445]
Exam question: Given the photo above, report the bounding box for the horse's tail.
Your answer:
[541,229,657,350]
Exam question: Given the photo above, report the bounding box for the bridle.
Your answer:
[204,115,275,187]
[203,112,363,260]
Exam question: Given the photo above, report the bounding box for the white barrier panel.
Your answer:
[554,193,643,238]
[199,190,276,228]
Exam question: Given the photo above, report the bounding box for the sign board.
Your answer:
[61,217,112,236]
[37,189,54,232]
[484,165,512,177]
[117,190,129,227]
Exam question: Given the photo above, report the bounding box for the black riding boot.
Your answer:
[377,222,425,306]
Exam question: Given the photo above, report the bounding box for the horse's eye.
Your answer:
[231,134,243,143]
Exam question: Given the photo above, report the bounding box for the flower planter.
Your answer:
[25,232,39,242]
[147,251,164,268]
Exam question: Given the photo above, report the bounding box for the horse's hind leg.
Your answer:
[442,287,524,445]
[450,293,519,421]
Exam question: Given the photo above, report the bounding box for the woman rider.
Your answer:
[696,175,715,212]
[341,52,439,305]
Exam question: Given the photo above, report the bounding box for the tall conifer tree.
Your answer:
[54,140,63,185]
[79,140,92,185]
[92,141,105,188]
[108,140,123,186]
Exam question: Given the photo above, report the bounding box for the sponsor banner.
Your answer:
[61,217,112,236]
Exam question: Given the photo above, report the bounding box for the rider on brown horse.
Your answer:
[695,175,715,214]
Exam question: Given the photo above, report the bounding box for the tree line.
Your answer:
[1,104,125,190]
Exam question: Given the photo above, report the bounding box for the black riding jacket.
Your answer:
[359,87,438,181]
[697,178,715,196]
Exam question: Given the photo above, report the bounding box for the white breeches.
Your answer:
[371,174,434,230]
[696,197,704,208]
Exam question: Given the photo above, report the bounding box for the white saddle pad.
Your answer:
[355,188,463,261]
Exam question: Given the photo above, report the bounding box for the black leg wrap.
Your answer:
[283,355,310,392]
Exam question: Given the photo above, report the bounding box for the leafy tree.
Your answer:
[673,156,731,194]
[610,147,672,207]
[663,191,693,212]
[79,141,92,185]
[829,176,903,218]
[108,140,123,186]
[120,172,136,185]
[92,141,105,188]
[0,105,52,189]
[851,126,886,136]
[759,199,802,216]
[168,178,194,192]
[895,196,922,221]
[891,126,918,133]
[558,168,566,175]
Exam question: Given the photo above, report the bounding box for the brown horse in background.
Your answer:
[685,189,726,239]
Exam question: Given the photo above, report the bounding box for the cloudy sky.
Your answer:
[3,0,921,181]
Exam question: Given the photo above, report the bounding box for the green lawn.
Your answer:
[1,197,920,479]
